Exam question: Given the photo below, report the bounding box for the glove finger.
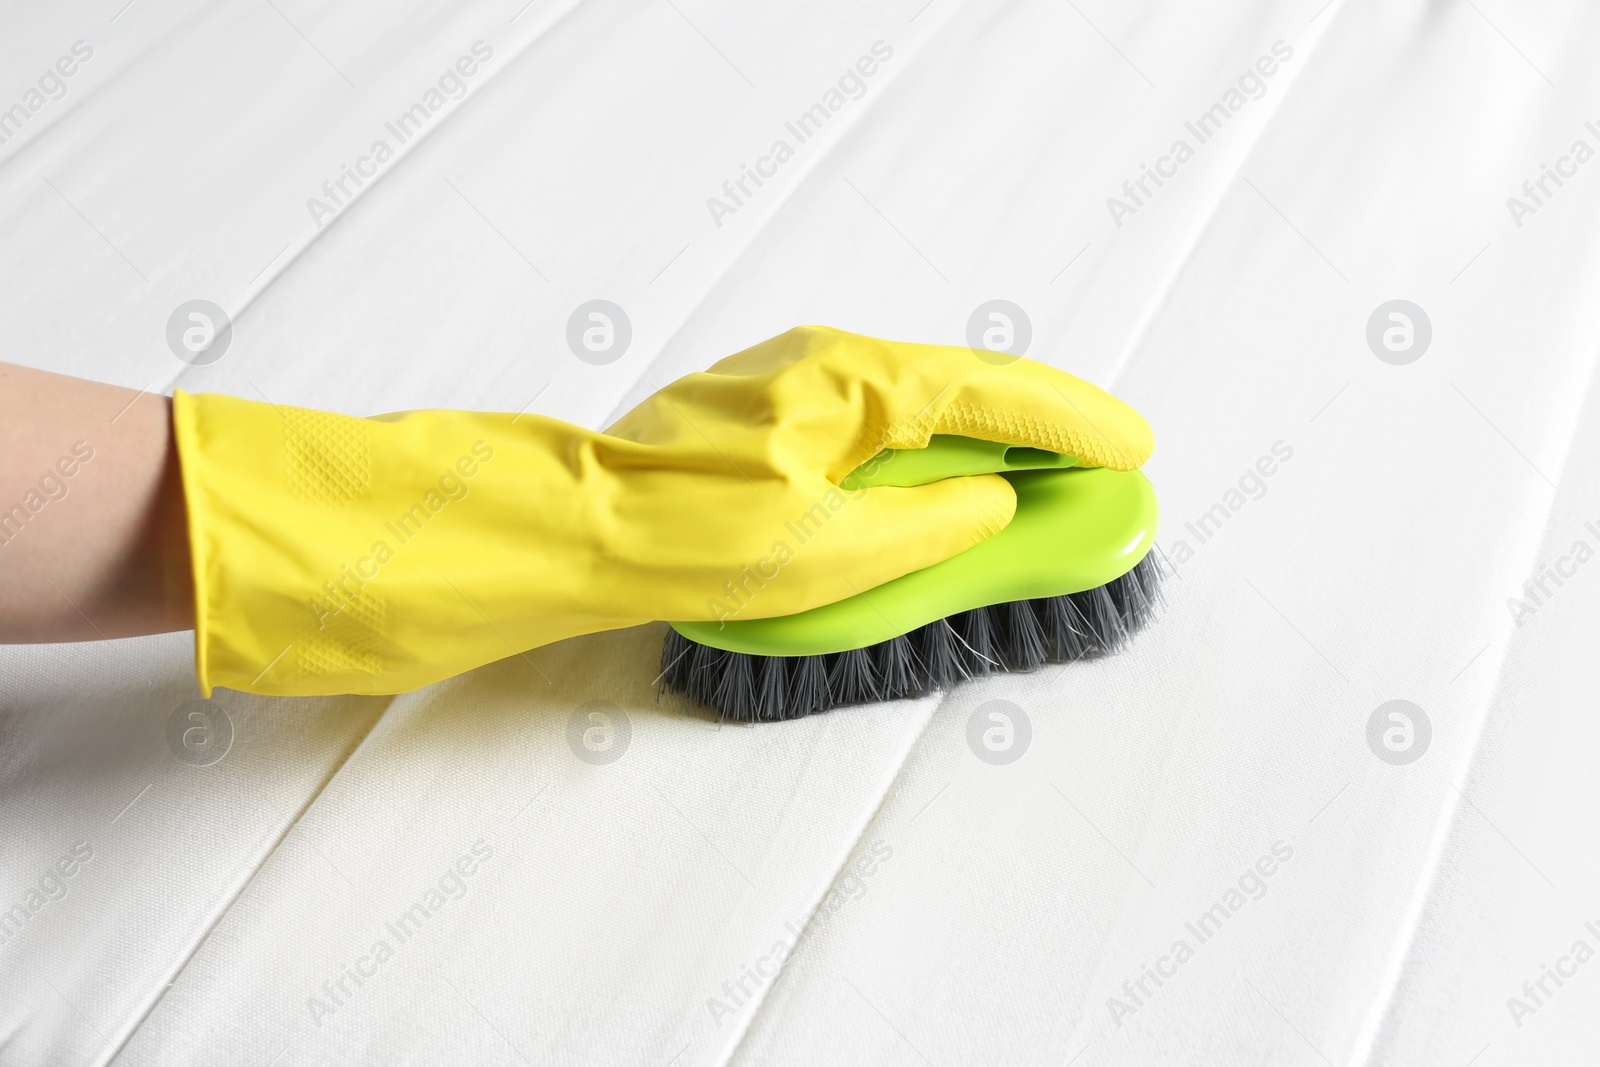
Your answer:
[719,474,1017,621]
[754,326,1153,474]
[608,326,1151,480]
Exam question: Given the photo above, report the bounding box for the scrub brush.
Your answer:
[659,435,1161,722]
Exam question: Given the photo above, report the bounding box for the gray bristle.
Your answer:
[660,627,690,689]
[828,647,878,705]
[956,608,998,675]
[877,635,922,699]
[660,553,1163,723]
[754,655,789,722]
[1037,592,1087,660]
[711,651,754,720]
[682,637,716,705]
[658,628,693,714]
[1001,600,1048,671]
[790,654,830,717]
[915,619,966,689]
[1085,585,1127,650]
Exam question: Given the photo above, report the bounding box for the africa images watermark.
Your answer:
[706,40,895,228]
[706,839,893,1027]
[307,839,494,1026]
[306,40,495,229]
[1504,915,1600,1030]
[1504,116,1600,230]
[0,841,95,950]
[700,447,896,625]
[1106,40,1294,229]
[0,40,95,148]
[307,441,496,631]
[1107,840,1294,1027]
[0,440,95,548]
[1162,440,1293,567]
[1505,517,1600,627]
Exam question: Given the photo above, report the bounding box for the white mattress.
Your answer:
[3,1,1598,1063]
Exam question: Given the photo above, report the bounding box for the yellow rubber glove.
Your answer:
[173,325,1152,696]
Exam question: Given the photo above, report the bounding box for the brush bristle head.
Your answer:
[659,553,1164,723]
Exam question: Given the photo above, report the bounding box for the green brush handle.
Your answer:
[845,435,1077,489]
[668,435,1156,657]
[673,465,1157,656]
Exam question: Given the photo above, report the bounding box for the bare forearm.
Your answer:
[0,362,193,641]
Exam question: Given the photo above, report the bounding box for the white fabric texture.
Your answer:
[1,0,1596,1063]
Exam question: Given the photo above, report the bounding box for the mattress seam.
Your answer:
[94,6,597,1060]
[706,4,1008,1061]
[96,691,401,1067]
[1348,353,1600,1067]
[724,4,1355,1055]
[593,1,977,432]
[716,700,939,1067]
[148,0,596,411]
